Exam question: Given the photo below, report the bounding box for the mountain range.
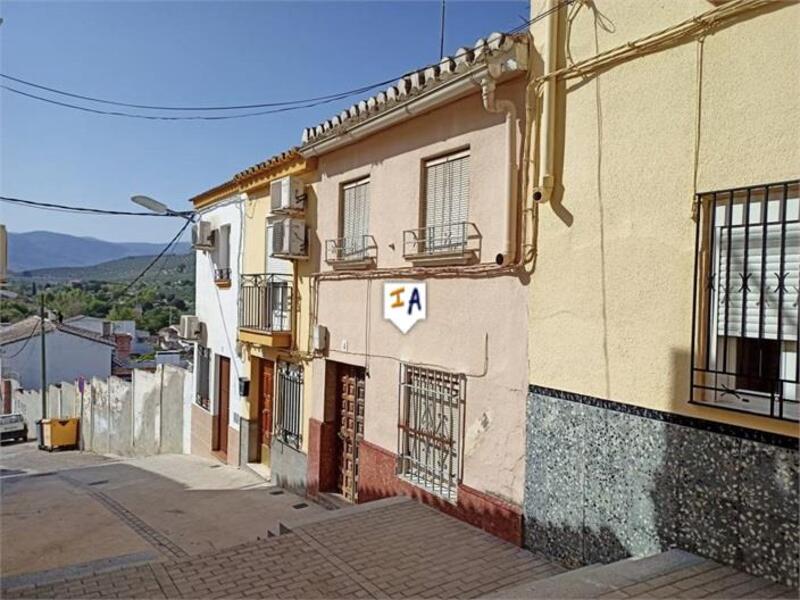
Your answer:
[8,231,191,272]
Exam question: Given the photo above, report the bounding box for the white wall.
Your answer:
[194,196,246,433]
[1,330,112,390]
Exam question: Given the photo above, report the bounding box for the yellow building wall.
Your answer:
[528,1,799,437]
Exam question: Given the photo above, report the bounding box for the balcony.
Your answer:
[325,235,378,270]
[214,267,231,287]
[403,222,481,265]
[238,274,292,348]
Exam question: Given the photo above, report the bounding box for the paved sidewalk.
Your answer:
[4,498,566,599]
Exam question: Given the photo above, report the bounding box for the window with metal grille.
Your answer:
[424,150,470,253]
[341,178,370,259]
[397,364,465,501]
[691,180,799,421]
[275,362,303,448]
[196,345,211,410]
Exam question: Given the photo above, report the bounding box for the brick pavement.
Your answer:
[3,499,565,599]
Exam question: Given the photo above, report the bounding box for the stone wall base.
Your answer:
[524,386,799,588]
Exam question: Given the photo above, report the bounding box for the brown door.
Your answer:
[216,356,230,456]
[337,366,365,502]
[259,359,274,466]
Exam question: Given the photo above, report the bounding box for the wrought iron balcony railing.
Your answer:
[403,222,481,263]
[325,235,378,267]
[239,273,292,333]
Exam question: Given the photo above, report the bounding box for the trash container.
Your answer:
[39,418,80,451]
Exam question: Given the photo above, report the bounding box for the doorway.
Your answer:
[257,358,275,467]
[215,356,230,458]
[336,365,366,502]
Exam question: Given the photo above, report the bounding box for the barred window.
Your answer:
[196,345,211,410]
[692,180,799,421]
[213,224,231,282]
[275,362,303,448]
[397,364,465,501]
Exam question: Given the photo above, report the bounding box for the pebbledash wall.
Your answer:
[192,194,246,466]
[525,0,799,587]
[302,74,530,543]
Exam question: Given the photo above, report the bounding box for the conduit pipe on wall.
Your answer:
[478,73,518,266]
[535,0,560,204]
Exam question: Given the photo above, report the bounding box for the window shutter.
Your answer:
[425,152,469,250]
[342,179,369,257]
[218,225,231,270]
[717,222,799,341]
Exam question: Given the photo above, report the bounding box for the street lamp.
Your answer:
[131,195,193,219]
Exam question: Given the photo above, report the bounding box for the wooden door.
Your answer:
[259,359,274,465]
[337,366,365,502]
[217,356,230,456]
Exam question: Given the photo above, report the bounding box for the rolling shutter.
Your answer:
[425,151,469,251]
[717,220,799,341]
[342,179,369,257]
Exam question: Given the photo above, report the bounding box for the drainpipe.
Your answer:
[534,0,560,204]
[479,72,518,266]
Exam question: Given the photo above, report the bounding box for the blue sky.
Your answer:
[0,0,528,244]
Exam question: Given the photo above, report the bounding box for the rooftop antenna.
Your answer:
[439,0,446,60]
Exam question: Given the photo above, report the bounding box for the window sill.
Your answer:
[326,257,376,271]
[215,279,232,289]
[404,250,477,267]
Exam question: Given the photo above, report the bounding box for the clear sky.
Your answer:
[0,0,528,244]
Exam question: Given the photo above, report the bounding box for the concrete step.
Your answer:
[489,549,706,599]
[271,495,411,537]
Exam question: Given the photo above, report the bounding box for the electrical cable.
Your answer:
[1,320,41,358]
[115,218,193,297]
[1,1,575,121]
[0,195,190,217]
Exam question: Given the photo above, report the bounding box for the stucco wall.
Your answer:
[527,1,800,436]
[194,197,246,438]
[307,78,529,504]
[1,330,112,390]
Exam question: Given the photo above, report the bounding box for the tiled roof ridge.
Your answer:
[301,31,526,146]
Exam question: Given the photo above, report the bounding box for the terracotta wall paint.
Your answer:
[527,1,800,437]
[307,78,529,504]
[190,403,215,462]
[227,425,240,467]
[358,440,523,546]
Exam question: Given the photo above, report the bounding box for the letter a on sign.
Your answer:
[384,281,426,333]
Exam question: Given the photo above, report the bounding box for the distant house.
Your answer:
[0,316,115,389]
[65,315,153,355]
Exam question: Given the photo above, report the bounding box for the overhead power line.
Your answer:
[0,1,573,121]
[0,195,191,217]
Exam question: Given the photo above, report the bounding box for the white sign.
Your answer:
[384,281,426,334]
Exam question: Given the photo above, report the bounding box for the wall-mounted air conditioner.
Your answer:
[270,176,306,214]
[192,221,214,250]
[271,218,308,258]
[179,315,202,340]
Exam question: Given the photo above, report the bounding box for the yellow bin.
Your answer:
[41,418,80,451]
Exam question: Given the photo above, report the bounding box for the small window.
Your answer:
[196,345,211,410]
[424,150,470,253]
[691,180,800,421]
[397,364,465,501]
[340,178,370,259]
[275,362,303,449]
[213,224,231,283]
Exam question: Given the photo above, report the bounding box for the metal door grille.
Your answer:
[397,364,465,502]
[691,180,800,421]
[275,362,303,448]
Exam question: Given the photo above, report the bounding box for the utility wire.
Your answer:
[0,73,398,112]
[116,218,193,297]
[0,195,190,217]
[1,1,573,121]
[1,319,41,359]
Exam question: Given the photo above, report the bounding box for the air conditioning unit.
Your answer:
[192,221,214,250]
[270,176,306,214]
[313,324,329,353]
[271,218,308,258]
[179,315,201,340]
